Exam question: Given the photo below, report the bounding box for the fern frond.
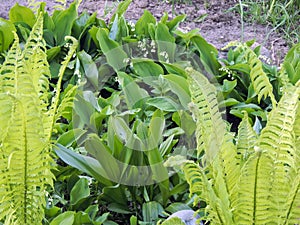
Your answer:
[3,209,17,225]
[283,172,300,224]
[237,149,274,224]
[23,13,51,109]
[236,111,257,163]
[55,84,77,122]
[184,162,236,224]
[0,14,54,225]
[257,85,299,222]
[45,36,78,140]
[186,67,226,163]
[183,163,203,197]
[219,133,240,202]
[295,103,300,156]
[240,44,277,105]
[0,34,20,94]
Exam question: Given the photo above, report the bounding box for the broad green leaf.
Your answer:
[74,211,92,224]
[162,62,187,77]
[85,205,99,221]
[147,97,180,112]
[282,43,300,85]
[89,25,100,48]
[118,72,149,109]
[142,201,164,223]
[53,2,77,45]
[135,10,156,37]
[163,127,184,137]
[50,211,75,225]
[43,12,55,31]
[155,23,176,63]
[108,203,133,214]
[169,183,190,197]
[173,29,199,43]
[0,18,16,52]
[57,128,86,147]
[110,0,132,22]
[55,144,113,186]
[229,64,250,74]
[70,178,90,205]
[159,134,176,156]
[220,98,240,107]
[44,29,56,47]
[96,28,127,71]
[164,74,191,108]
[191,35,220,76]
[47,46,61,61]
[179,111,196,137]
[147,111,170,201]
[148,23,156,40]
[45,206,61,218]
[78,51,99,89]
[72,11,97,39]
[222,79,237,93]
[166,14,186,31]
[130,215,138,225]
[101,184,128,207]
[133,59,164,77]
[85,134,121,182]
[9,3,36,28]
[111,116,132,142]
[160,12,168,24]
[95,212,110,223]
[109,14,119,40]
[73,93,97,130]
[114,16,128,42]
[149,110,165,148]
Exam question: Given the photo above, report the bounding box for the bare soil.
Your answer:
[0,0,289,64]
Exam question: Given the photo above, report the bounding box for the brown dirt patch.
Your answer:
[1,0,289,64]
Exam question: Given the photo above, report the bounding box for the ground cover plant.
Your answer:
[0,0,299,224]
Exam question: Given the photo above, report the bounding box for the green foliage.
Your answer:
[238,44,277,105]
[1,0,299,224]
[45,1,220,223]
[0,14,53,225]
[0,18,16,52]
[279,42,300,86]
[217,40,283,131]
[187,68,226,160]
[0,11,78,224]
[182,50,300,224]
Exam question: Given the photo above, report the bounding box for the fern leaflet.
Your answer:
[240,44,277,105]
[236,111,257,163]
[186,67,226,163]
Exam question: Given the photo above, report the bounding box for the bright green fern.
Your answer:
[183,63,300,224]
[0,13,78,224]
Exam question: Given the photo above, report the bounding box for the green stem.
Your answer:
[267,0,276,19]
[239,0,244,42]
